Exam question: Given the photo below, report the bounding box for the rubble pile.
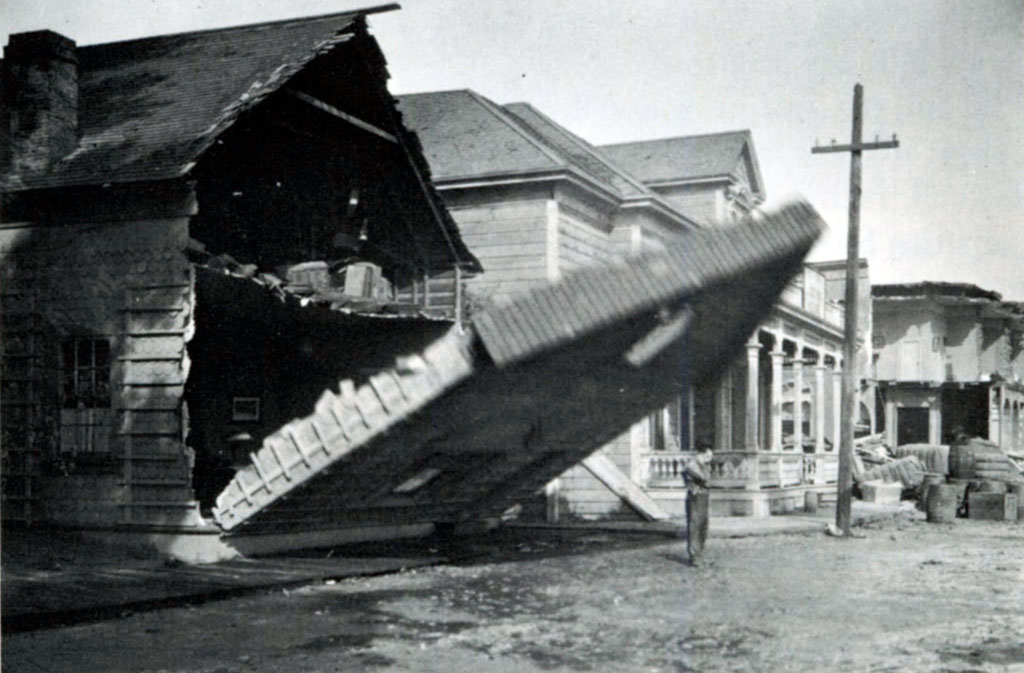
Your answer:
[892,443,949,475]
[849,434,1023,520]
[852,434,925,490]
[918,437,1024,522]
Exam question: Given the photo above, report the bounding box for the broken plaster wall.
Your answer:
[0,214,197,527]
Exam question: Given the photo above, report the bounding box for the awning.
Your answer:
[213,200,825,536]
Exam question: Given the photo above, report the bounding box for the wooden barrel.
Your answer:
[918,473,946,511]
[948,439,1006,480]
[925,483,958,523]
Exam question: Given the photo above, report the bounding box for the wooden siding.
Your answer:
[655,186,721,225]
[557,209,614,273]
[449,199,550,304]
[0,218,198,527]
[554,431,643,521]
[609,224,637,258]
[394,267,464,314]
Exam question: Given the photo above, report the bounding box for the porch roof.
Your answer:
[212,200,825,537]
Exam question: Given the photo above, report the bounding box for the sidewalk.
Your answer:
[2,501,917,634]
[506,500,919,537]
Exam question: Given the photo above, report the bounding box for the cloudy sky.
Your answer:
[4,1,1023,297]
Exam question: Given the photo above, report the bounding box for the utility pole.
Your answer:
[812,83,898,536]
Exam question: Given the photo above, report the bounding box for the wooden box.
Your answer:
[967,492,1018,521]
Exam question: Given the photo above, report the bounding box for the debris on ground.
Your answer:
[860,455,926,489]
[861,480,903,505]
[892,443,949,475]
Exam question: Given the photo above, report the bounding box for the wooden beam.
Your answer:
[624,307,693,367]
[287,89,398,144]
[812,139,899,154]
[582,453,670,521]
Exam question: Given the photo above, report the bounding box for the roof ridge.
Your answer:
[397,88,474,98]
[79,4,396,48]
[599,129,752,148]
[463,91,567,170]
[502,102,656,197]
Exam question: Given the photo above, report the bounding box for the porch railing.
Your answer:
[640,450,839,489]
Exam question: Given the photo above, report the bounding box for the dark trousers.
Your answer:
[686,490,709,562]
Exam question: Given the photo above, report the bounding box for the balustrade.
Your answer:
[641,451,839,489]
[645,452,689,486]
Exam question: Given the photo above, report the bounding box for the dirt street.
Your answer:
[4,516,1023,673]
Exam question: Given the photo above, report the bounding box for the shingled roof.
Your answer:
[599,130,765,198]
[397,89,689,215]
[1,6,397,191]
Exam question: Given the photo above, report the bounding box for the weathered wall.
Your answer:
[442,185,551,305]
[555,431,643,521]
[979,318,1011,379]
[610,209,685,259]
[874,301,944,382]
[944,311,980,381]
[802,268,827,320]
[1010,336,1024,381]
[556,190,614,273]
[650,184,722,226]
[0,214,196,527]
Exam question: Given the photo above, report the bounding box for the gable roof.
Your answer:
[499,102,651,199]
[1,6,396,191]
[396,90,563,183]
[599,130,765,198]
[397,90,683,210]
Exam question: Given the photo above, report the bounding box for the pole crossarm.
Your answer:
[812,139,899,154]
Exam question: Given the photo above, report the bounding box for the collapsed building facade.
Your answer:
[873,282,1024,451]
[0,8,480,547]
[1,10,828,559]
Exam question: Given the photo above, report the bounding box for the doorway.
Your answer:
[896,407,929,446]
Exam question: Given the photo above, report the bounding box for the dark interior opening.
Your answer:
[896,406,929,446]
[184,269,451,511]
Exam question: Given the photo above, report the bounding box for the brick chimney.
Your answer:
[1,30,79,176]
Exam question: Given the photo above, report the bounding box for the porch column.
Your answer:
[770,347,785,451]
[686,390,696,451]
[814,363,827,453]
[885,395,897,448]
[928,405,942,445]
[988,387,1001,446]
[745,338,761,451]
[715,367,733,451]
[1011,399,1019,450]
[1002,395,1012,450]
[791,358,804,451]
